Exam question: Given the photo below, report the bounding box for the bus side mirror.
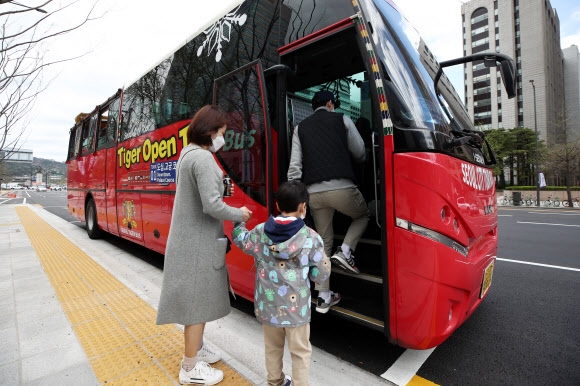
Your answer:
[435,53,518,100]
[498,59,516,98]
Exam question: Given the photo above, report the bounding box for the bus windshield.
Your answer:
[360,0,472,136]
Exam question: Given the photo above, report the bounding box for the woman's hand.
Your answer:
[241,206,252,222]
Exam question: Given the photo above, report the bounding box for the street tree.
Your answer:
[0,0,98,165]
[483,128,513,188]
[484,127,545,188]
[544,110,580,205]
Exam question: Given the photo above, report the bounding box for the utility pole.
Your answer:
[529,80,540,207]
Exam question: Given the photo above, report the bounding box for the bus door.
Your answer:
[95,93,122,236]
[278,18,388,333]
[79,112,102,219]
[66,122,83,215]
[213,60,273,300]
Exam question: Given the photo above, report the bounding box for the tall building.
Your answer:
[563,45,580,142]
[461,0,565,145]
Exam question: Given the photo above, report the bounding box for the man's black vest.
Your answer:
[298,109,355,186]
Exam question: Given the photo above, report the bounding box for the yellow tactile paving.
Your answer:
[408,375,439,385]
[16,206,252,385]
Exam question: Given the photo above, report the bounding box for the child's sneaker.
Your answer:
[179,361,223,385]
[197,344,221,364]
[315,291,341,314]
[283,375,292,386]
[331,247,360,274]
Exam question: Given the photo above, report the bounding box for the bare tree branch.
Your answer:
[0,1,51,17]
[0,0,101,164]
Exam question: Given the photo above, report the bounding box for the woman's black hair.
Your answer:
[276,180,309,213]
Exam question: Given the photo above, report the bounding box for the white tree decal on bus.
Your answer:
[197,5,247,62]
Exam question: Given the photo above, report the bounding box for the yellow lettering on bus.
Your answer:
[117,147,125,167]
[166,136,177,158]
[125,149,132,168]
[143,138,151,162]
[159,140,167,159]
[179,126,189,147]
[131,148,139,165]
[118,135,180,170]
[151,141,159,163]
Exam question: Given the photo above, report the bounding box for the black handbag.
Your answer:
[225,234,232,254]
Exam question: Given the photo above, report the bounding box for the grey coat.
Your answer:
[156,144,243,326]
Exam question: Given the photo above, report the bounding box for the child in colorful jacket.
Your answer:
[232,180,340,386]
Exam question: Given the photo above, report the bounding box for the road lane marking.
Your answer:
[517,221,580,228]
[526,211,580,216]
[497,258,580,272]
[381,348,436,385]
[499,208,579,214]
[498,215,513,217]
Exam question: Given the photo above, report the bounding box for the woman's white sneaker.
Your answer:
[197,344,221,364]
[179,361,224,385]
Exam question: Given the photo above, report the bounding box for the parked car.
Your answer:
[51,185,63,191]
[36,185,47,192]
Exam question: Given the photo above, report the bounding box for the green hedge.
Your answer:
[503,186,580,191]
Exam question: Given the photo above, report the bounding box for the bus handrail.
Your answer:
[372,131,380,228]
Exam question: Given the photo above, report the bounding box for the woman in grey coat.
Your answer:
[157,105,252,385]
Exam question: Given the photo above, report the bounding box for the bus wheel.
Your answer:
[86,198,102,239]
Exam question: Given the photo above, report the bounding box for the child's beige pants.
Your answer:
[262,323,311,386]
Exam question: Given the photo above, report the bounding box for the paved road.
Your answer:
[4,192,579,385]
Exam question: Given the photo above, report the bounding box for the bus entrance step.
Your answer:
[325,305,384,331]
[320,275,384,322]
[331,267,382,284]
[312,298,384,332]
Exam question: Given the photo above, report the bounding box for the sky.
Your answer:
[6,0,580,161]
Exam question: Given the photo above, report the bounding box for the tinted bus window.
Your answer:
[214,64,267,207]
[121,80,159,142]
[281,0,356,45]
[81,115,97,155]
[67,124,81,160]
[97,98,120,148]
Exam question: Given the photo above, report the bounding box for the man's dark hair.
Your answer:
[276,180,309,213]
[311,90,335,110]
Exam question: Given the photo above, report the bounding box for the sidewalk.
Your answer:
[0,204,387,385]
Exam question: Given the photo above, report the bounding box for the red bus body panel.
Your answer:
[65,0,502,351]
[390,151,497,348]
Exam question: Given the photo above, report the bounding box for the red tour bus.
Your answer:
[66,0,516,349]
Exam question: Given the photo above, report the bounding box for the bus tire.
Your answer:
[86,198,103,239]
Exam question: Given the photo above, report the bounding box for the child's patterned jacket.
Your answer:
[232,216,331,327]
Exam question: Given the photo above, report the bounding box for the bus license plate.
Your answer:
[480,260,495,298]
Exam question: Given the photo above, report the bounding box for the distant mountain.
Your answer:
[0,157,67,181]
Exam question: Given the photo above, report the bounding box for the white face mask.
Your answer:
[300,205,307,220]
[209,135,225,153]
